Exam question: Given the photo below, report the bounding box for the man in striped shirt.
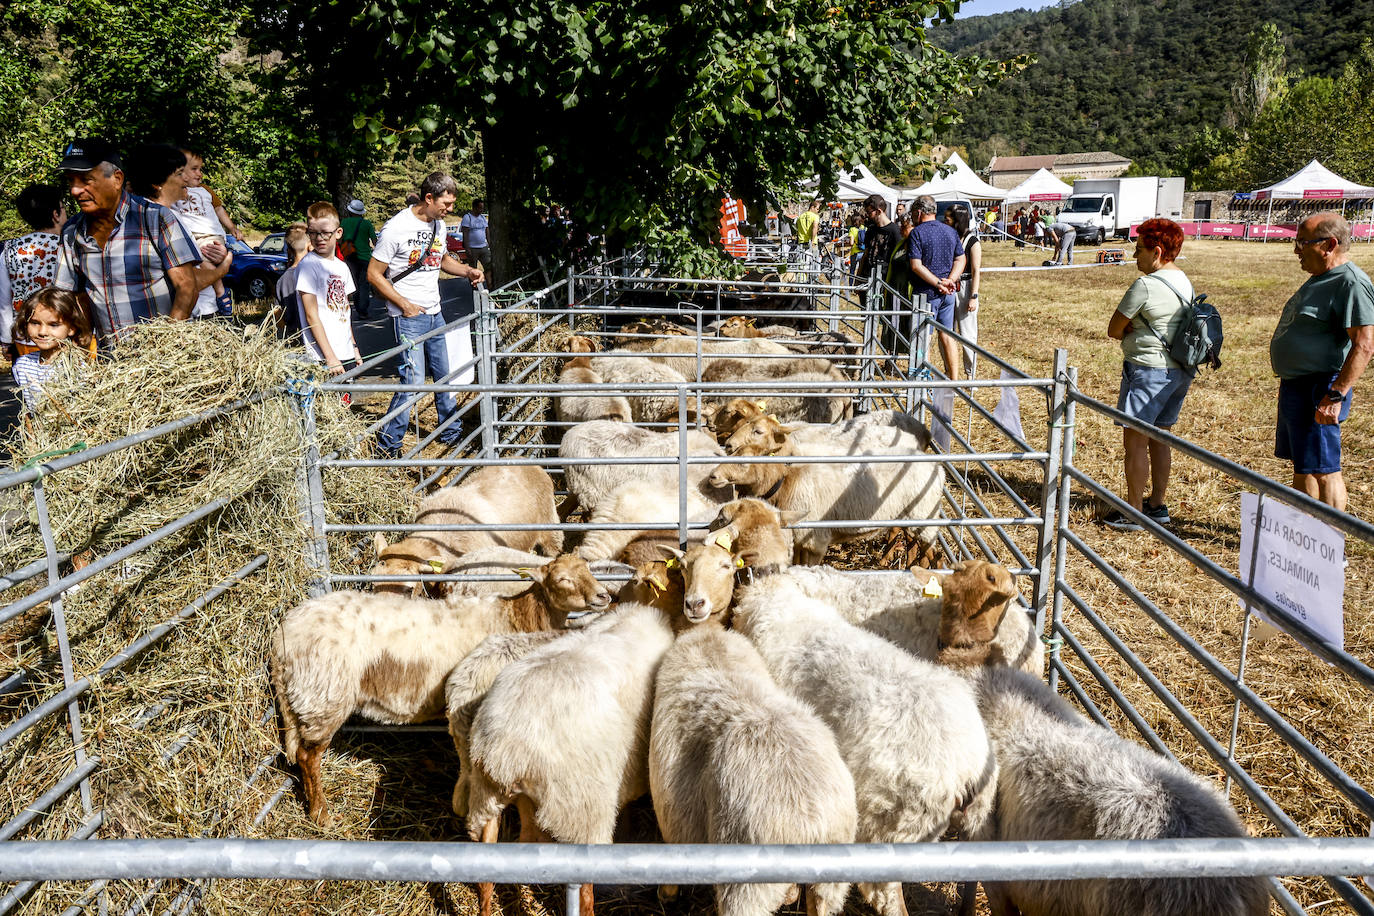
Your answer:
[53,138,202,345]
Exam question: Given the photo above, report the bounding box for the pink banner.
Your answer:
[1248,224,1298,239]
[1029,193,1063,201]
[1200,222,1246,237]
[1353,224,1374,240]
[1303,189,1344,199]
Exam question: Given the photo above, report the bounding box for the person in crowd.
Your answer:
[296,202,361,380]
[0,184,67,360]
[1102,218,1195,530]
[946,207,982,378]
[174,145,233,315]
[795,199,821,254]
[895,202,907,220]
[11,288,94,413]
[847,212,864,280]
[367,172,485,458]
[1030,206,1045,246]
[1269,212,1374,512]
[906,195,966,380]
[125,144,234,320]
[274,223,308,339]
[180,147,242,241]
[1047,218,1077,266]
[461,198,492,279]
[340,199,377,319]
[879,213,917,361]
[55,139,208,343]
[856,194,900,313]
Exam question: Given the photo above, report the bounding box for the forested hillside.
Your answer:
[930,0,1374,184]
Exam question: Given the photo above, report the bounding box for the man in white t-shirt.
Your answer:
[367,172,484,456]
[460,198,491,277]
[296,202,360,375]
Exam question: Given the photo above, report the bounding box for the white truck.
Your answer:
[1058,177,1185,244]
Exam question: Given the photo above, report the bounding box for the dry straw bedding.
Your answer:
[3,243,1373,915]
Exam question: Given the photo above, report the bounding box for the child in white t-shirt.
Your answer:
[295,202,360,379]
[275,223,309,339]
[174,152,232,315]
[11,288,94,412]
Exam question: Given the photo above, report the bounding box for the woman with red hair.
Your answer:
[1103,218,1193,531]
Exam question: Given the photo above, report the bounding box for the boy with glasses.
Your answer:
[296,202,361,378]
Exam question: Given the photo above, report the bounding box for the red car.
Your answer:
[445,224,465,256]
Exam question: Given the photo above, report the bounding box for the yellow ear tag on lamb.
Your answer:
[713,530,734,550]
[427,559,445,572]
[922,576,943,598]
[515,567,533,580]
[754,399,768,409]
[735,557,745,568]
[663,556,679,569]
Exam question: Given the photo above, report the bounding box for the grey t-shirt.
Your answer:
[1117,268,1194,369]
[1270,261,1374,379]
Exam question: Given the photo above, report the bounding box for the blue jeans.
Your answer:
[378,311,461,450]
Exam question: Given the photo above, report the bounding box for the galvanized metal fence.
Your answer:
[2,260,1374,915]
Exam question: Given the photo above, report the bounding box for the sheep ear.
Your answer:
[426,556,446,573]
[658,544,686,560]
[779,423,806,434]
[699,402,721,421]
[372,532,389,557]
[779,509,806,526]
[519,564,549,584]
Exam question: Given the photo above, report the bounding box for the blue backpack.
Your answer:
[1144,275,1224,371]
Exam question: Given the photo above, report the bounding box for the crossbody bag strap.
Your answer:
[386,221,437,284]
[1136,273,1191,347]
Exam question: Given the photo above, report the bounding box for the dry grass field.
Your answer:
[7,238,1374,916]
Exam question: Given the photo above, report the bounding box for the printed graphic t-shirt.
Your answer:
[372,207,446,316]
[295,252,357,363]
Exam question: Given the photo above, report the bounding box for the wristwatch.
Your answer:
[970,293,979,299]
[1325,387,1346,402]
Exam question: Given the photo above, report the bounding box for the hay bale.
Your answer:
[0,320,416,914]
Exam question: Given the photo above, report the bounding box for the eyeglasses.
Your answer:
[306,229,339,239]
[1294,236,1333,247]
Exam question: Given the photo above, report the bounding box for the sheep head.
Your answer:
[370,533,447,598]
[664,537,741,626]
[709,397,768,443]
[724,413,796,456]
[521,554,614,628]
[707,498,798,572]
[718,316,758,338]
[618,558,685,613]
[936,560,1019,669]
[565,335,598,353]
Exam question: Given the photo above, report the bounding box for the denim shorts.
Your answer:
[928,291,957,327]
[1115,360,1193,428]
[1276,372,1351,474]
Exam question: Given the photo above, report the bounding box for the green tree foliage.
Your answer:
[246,0,1017,276]
[1231,23,1287,130]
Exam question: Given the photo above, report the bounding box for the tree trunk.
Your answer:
[482,122,542,288]
[327,158,356,214]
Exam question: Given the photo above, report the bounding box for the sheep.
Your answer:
[465,561,706,916]
[585,351,691,424]
[707,421,944,566]
[439,545,634,599]
[780,562,1043,676]
[576,479,720,563]
[270,553,613,827]
[964,665,1269,916]
[445,630,563,818]
[699,362,852,425]
[559,420,729,515]
[370,465,563,597]
[722,410,933,457]
[649,623,857,916]
[555,337,633,425]
[714,314,799,338]
[730,574,997,916]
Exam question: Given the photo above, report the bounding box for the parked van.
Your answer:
[1060,177,1185,244]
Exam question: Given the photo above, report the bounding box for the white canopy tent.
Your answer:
[1003,168,1073,203]
[905,152,1006,201]
[800,163,900,207]
[1253,159,1374,200]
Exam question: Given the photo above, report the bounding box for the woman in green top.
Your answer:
[1103,218,1193,531]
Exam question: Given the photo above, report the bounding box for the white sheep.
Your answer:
[778,563,1043,676]
[585,351,691,424]
[650,623,857,916]
[270,553,613,826]
[559,419,729,514]
[708,421,944,566]
[555,338,633,424]
[437,545,634,599]
[464,591,689,916]
[576,479,720,563]
[371,465,563,596]
[731,574,996,916]
[966,664,1269,916]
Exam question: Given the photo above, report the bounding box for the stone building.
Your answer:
[985,151,1132,189]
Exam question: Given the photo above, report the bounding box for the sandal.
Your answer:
[215,292,234,316]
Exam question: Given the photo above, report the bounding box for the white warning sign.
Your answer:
[1238,492,1345,651]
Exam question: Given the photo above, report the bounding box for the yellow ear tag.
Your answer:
[515,567,533,580]
[754,399,768,409]
[922,576,943,598]
[648,578,663,596]
[664,556,679,569]
[735,557,745,568]
[427,559,445,572]
[714,530,734,550]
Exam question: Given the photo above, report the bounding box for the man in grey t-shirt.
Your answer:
[1047,221,1076,266]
